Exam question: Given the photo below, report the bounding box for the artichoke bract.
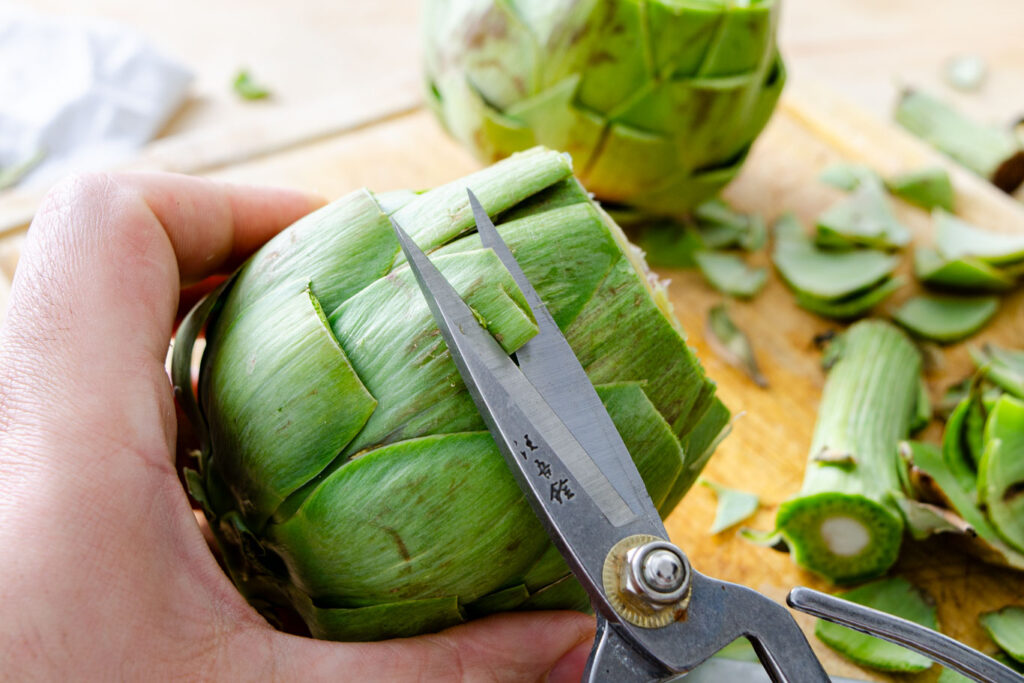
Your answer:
[173,148,729,642]
[423,0,785,218]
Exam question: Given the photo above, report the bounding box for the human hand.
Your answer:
[0,173,595,681]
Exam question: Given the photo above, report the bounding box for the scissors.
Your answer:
[389,189,1023,683]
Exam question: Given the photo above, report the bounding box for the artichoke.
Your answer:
[423,0,785,218]
[173,148,729,641]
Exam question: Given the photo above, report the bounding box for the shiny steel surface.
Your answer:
[789,588,1024,683]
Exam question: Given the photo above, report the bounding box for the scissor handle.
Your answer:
[585,571,829,682]
[788,588,1024,683]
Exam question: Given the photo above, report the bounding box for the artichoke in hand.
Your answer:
[173,148,728,641]
[424,0,785,218]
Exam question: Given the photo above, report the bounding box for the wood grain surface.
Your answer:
[2,1,1024,680]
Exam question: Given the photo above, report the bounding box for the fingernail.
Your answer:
[545,639,593,683]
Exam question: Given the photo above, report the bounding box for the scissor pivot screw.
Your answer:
[604,535,692,628]
[628,541,691,604]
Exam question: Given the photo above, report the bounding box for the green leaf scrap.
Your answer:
[971,344,1024,398]
[818,162,876,192]
[233,69,272,100]
[693,199,767,252]
[815,577,937,673]
[886,167,955,212]
[980,606,1024,664]
[816,176,911,250]
[694,251,767,299]
[914,247,1015,293]
[772,213,901,319]
[700,478,760,534]
[935,210,1024,265]
[706,303,768,388]
[892,295,999,344]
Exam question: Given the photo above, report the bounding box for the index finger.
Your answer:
[5,172,324,367]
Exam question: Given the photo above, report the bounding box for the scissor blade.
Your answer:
[467,189,662,529]
[391,216,659,611]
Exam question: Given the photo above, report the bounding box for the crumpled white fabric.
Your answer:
[0,2,193,189]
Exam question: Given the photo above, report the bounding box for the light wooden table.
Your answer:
[3,2,1024,681]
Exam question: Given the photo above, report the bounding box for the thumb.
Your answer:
[265,611,596,682]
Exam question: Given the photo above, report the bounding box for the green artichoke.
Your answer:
[173,148,729,641]
[423,0,785,218]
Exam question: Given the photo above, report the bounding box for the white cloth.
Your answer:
[0,2,193,188]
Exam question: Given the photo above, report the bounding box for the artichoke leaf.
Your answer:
[977,396,1024,553]
[300,594,464,642]
[914,247,1015,293]
[329,248,538,456]
[772,213,899,301]
[892,295,999,344]
[434,201,620,329]
[901,441,1024,570]
[794,276,903,321]
[203,282,377,526]
[934,209,1024,265]
[980,606,1024,664]
[694,251,767,300]
[815,578,937,673]
[270,432,550,605]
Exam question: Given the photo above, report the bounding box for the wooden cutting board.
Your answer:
[2,80,1023,681]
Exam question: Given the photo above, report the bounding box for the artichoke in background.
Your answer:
[173,147,729,641]
[423,0,785,218]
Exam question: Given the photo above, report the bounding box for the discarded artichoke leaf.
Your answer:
[630,220,704,268]
[977,395,1024,553]
[794,276,903,321]
[814,577,937,672]
[934,209,1024,265]
[980,606,1024,663]
[775,321,921,583]
[700,478,760,534]
[943,54,988,92]
[739,527,787,551]
[886,167,955,212]
[815,176,911,250]
[232,69,271,100]
[892,294,999,344]
[895,89,1024,193]
[896,497,975,540]
[773,213,901,300]
[707,303,768,388]
[945,392,985,491]
[0,147,46,191]
[818,162,877,192]
[693,199,767,251]
[901,440,1024,570]
[971,344,1024,398]
[740,217,768,252]
[694,198,749,228]
[694,251,767,299]
[914,247,1015,293]
[937,667,972,683]
[937,658,1024,683]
